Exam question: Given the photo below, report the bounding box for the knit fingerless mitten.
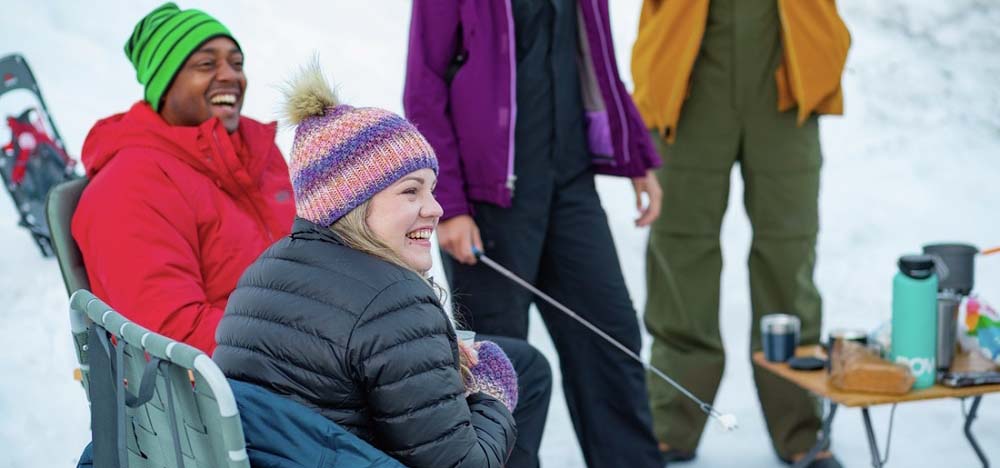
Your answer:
[466,340,519,412]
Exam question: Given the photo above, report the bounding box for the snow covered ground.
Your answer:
[2,1,999,467]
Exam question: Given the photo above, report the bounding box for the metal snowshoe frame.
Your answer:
[0,53,80,257]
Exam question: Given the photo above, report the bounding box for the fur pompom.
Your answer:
[282,57,339,125]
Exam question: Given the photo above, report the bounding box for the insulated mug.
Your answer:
[762,314,801,362]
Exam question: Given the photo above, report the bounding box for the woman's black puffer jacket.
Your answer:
[214,218,516,467]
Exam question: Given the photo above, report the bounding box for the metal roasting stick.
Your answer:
[470,247,738,431]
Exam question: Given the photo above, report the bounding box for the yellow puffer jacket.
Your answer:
[630,0,851,142]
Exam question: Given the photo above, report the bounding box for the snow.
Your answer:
[2,1,998,467]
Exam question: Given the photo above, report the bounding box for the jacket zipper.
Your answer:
[211,128,274,241]
[587,0,630,165]
[503,0,518,196]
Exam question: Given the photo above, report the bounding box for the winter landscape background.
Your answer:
[2,1,999,467]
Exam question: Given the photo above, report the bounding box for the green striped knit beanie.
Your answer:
[125,2,238,111]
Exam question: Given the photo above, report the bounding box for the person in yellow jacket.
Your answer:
[631,0,849,466]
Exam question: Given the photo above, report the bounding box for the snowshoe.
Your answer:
[0,54,80,257]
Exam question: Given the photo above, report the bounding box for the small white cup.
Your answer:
[455,329,476,347]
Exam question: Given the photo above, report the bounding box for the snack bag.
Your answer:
[962,295,1000,364]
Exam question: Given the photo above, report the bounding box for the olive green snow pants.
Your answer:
[644,0,824,459]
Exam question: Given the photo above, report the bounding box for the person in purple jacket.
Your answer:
[404,1,663,467]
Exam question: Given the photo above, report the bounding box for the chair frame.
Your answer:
[69,289,250,468]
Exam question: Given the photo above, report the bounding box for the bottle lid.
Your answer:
[898,254,935,279]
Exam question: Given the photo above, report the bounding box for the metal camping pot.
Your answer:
[923,243,977,294]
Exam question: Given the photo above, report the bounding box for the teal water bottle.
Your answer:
[891,254,938,389]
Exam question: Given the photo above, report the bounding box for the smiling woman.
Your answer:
[363,169,442,272]
[327,169,442,274]
[212,60,553,468]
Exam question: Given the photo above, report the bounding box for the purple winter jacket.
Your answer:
[403,0,661,220]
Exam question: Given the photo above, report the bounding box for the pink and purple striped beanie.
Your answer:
[283,61,437,227]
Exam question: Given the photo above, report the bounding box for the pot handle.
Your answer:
[929,254,950,281]
[981,246,1000,256]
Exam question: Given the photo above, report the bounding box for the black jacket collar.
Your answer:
[290,217,345,245]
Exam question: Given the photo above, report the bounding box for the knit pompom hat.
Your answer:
[125,2,238,111]
[283,61,438,227]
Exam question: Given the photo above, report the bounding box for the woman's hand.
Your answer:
[458,339,479,367]
[466,341,518,412]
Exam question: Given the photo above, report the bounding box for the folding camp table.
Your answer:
[753,346,1000,468]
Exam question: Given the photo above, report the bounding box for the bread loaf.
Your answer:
[830,341,915,395]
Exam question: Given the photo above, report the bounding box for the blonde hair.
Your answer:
[329,199,414,274]
[330,201,472,382]
[329,200,451,301]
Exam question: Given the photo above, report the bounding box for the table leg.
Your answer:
[793,402,838,468]
[861,407,884,468]
[963,396,988,468]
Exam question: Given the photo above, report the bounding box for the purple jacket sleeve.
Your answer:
[403,1,471,219]
[584,0,661,179]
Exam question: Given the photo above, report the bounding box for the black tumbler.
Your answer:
[762,314,801,362]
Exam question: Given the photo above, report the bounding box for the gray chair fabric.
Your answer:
[45,177,90,296]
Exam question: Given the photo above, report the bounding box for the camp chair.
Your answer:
[47,177,92,384]
[45,177,90,296]
[69,289,249,468]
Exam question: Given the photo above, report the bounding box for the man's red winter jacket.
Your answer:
[72,102,295,354]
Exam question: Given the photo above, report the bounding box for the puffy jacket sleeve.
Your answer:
[72,153,221,354]
[403,1,471,220]
[348,279,516,468]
